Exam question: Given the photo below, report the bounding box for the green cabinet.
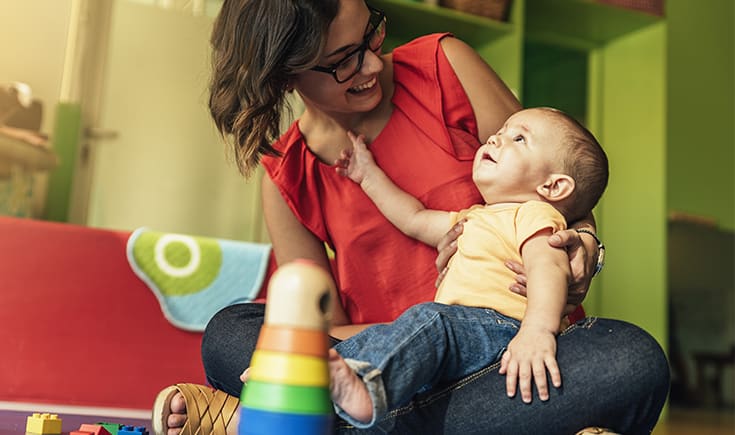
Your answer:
[372,0,523,95]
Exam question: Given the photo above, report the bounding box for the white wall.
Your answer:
[0,0,73,135]
[2,0,271,242]
[83,0,269,242]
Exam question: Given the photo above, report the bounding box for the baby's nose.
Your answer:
[487,135,501,147]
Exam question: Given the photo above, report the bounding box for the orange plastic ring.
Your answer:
[256,325,330,357]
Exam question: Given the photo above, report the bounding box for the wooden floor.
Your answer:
[653,407,735,435]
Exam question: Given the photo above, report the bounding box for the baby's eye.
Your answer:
[513,135,526,143]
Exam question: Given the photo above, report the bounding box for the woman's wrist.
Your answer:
[575,228,605,276]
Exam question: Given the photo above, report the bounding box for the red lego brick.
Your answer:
[70,424,111,435]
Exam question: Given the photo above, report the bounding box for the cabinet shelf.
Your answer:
[372,0,514,51]
[525,0,662,51]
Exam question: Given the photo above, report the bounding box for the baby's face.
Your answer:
[472,108,567,203]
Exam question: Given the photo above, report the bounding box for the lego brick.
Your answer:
[118,426,149,435]
[72,424,111,435]
[97,422,122,435]
[26,413,62,434]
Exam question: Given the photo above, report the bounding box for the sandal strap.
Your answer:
[176,383,239,435]
[576,428,620,435]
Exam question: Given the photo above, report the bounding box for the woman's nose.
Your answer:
[362,49,384,74]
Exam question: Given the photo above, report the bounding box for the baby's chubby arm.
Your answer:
[499,228,569,403]
[335,132,449,247]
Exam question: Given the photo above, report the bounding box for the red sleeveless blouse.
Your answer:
[262,33,484,323]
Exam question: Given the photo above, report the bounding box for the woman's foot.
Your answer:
[152,384,240,435]
[164,393,186,435]
[328,349,373,424]
[164,393,240,435]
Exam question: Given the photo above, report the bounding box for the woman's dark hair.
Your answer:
[209,0,339,176]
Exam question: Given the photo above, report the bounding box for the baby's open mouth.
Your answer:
[482,152,496,163]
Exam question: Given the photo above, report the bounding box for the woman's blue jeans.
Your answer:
[332,302,520,430]
[202,303,670,435]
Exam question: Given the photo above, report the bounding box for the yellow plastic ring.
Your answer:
[248,350,329,387]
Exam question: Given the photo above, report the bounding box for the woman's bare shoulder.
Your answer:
[438,36,520,140]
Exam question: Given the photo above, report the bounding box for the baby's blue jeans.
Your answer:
[333,302,520,431]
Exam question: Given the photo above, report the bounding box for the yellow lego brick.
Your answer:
[26,412,62,434]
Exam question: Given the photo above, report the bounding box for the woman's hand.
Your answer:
[506,229,597,314]
[434,220,466,288]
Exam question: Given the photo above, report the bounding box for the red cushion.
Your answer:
[0,217,207,409]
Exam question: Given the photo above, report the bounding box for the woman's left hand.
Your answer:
[506,229,596,314]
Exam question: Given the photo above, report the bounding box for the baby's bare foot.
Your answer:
[328,349,373,424]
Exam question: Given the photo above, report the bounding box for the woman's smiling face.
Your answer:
[293,0,386,116]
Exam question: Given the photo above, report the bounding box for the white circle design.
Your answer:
[154,234,201,278]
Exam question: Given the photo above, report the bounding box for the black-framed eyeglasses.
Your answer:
[310,5,387,84]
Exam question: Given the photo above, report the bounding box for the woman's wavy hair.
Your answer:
[209,0,339,177]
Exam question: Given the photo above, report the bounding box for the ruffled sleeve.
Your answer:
[392,33,480,161]
[260,124,330,244]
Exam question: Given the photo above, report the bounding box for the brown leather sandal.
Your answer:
[152,383,240,435]
[575,428,621,435]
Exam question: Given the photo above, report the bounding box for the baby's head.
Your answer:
[473,107,608,222]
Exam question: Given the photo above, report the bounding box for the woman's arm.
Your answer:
[261,174,350,327]
[546,213,599,309]
[439,37,521,141]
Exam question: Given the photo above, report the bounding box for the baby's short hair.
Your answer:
[539,108,609,222]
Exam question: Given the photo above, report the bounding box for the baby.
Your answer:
[329,107,609,428]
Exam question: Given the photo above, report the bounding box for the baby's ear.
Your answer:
[537,174,575,202]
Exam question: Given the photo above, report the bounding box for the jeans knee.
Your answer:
[201,303,265,395]
[597,319,670,396]
[201,305,237,360]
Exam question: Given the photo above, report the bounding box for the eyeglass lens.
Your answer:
[334,13,386,82]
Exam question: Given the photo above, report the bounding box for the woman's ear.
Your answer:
[537,174,575,202]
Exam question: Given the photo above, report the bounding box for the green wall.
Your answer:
[594,23,668,346]
[667,0,734,232]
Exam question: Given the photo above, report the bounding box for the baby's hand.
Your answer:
[334,131,376,184]
[499,326,561,403]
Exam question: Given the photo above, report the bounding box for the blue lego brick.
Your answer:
[117,426,148,435]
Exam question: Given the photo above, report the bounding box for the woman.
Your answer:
[153,1,669,434]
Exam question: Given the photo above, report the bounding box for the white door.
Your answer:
[70,0,267,241]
